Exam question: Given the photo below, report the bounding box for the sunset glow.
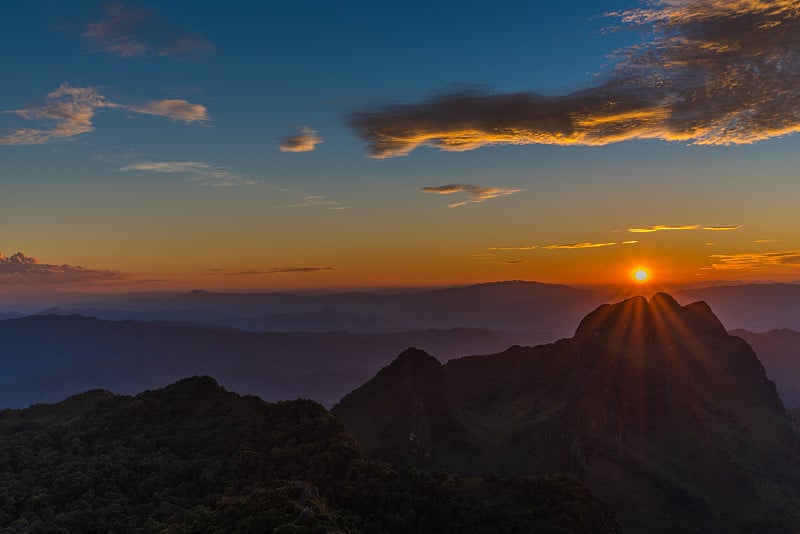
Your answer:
[633,268,650,283]
[0,0,799,298]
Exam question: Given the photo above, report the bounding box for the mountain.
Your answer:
[732,328,800,409]
[33,281,603,340]
[333,293,800,533]
[0,377,620,533]
[677,283,800,331]
[0,314,523,409]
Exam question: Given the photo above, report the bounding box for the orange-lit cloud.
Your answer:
[0,84,207,145]
[490,240,637,251]
[279,127,323,153]
[544,242,618,250]
[83,4,213,60]
[709,251,800,271]
[420,184,522,208]
[349,0,800,157]
[0,252,127,284]
[628,225,741,233]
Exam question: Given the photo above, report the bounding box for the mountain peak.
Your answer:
[573,292,728,340]
[393,347,440,368]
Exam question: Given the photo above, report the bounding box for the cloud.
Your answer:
[709,251,800,271]
[221,267,335,276]
[83,4,213,60]
[279,127,323,153]
[129,99,208,122]
[0,83,207,145]
[627,225,741,233]
[420,184,522,208]
[289,195,348,210]
[0,251,127,284]
[119,161,250,186]
[544,242,619,250]
[491,239,638,251]
[349,0,800,157]
[488,245,538,251]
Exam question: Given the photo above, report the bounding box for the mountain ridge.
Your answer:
[333,293,800,533]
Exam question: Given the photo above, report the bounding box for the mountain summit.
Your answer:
[333,294,800,533]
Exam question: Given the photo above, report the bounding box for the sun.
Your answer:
[632,267,650,283]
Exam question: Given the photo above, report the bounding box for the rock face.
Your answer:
[333,294,800,534]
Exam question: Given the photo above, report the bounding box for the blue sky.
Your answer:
[2,0,800,293]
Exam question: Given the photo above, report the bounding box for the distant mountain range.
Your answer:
[732,328,800,409]
[5,280,800,340]
[333,294,800,533]
[0,315,522,409]
[4,282,800,413]
[677,283,800,331]
[28,281,603,340]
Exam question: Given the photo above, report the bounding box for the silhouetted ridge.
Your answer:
[161,375,224,396]
[335,294,800,533]
[683,300,728,336]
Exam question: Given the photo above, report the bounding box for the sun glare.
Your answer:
[633,268,650,283]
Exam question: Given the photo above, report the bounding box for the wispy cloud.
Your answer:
[709,251,800,271]
[544,242,619,250]
[627,225,741,233]
[129,99,208,122]
[488,245,538,251]
[279,127,323,153]
[0,251,127,284]
[83,4,213,60]
[0,83,207,145]
[420,184,522,208]
[221,267,335,276]
[119,161,250,186]
[349,1,800,157]
[490,240,637,251]
[289,195,348,210]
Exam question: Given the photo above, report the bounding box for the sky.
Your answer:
[2,0,800,296]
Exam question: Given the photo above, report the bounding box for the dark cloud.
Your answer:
[0,252,127,284]
[420,184,521,208]
[83,4,213,60]
[349,0,800,157]
[222,267,335,276]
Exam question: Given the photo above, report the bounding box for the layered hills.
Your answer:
[333,293,800,533]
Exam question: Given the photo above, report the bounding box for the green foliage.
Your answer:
[0,377,619,533]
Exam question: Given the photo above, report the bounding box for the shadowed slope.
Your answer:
[333,293,800,533]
